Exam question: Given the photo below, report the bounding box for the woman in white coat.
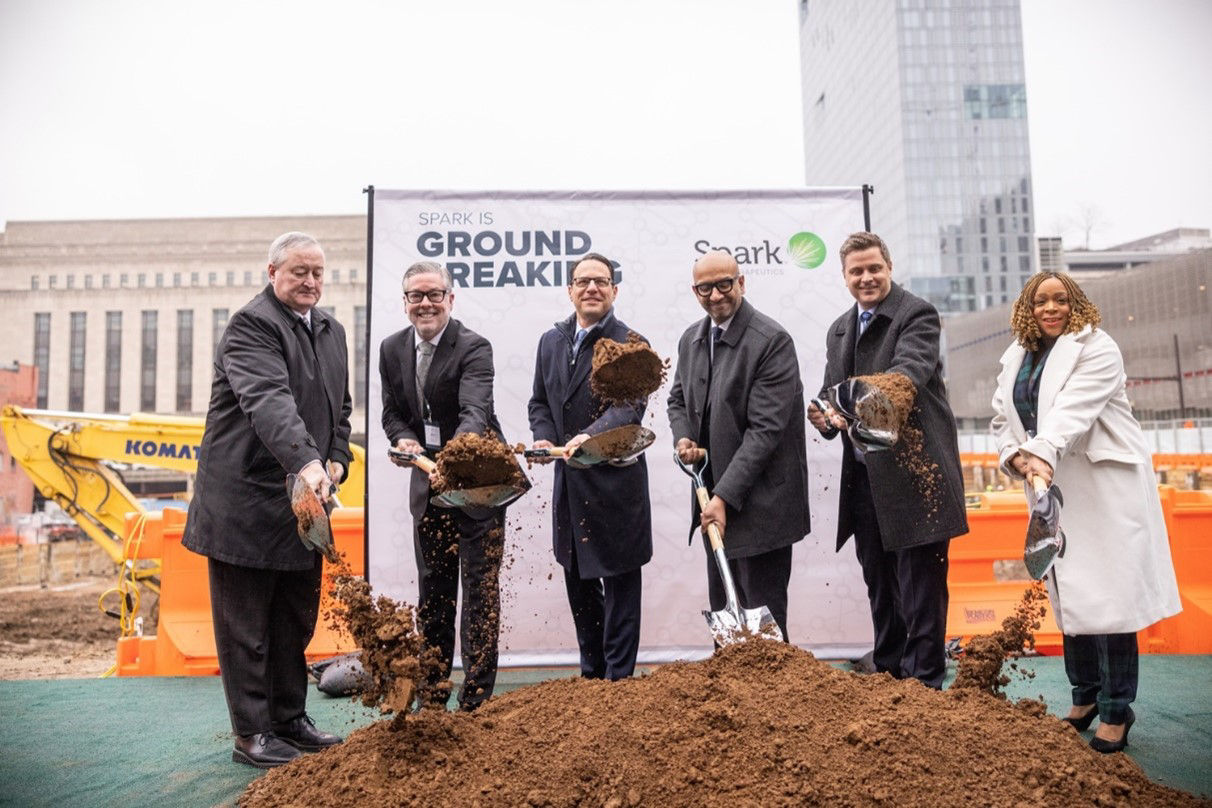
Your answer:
[991,272,1181,754]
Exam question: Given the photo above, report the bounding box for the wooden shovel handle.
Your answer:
[411,455,438,474]
[1029,474,1047,494]
[695,484,725,551]
[522,446,570,458]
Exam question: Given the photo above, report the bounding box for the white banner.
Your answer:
[368,189,873,664]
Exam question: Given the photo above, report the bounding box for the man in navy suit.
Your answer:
[529,252,653,680]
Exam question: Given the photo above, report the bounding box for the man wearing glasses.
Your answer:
[528,252,653,681]
[379,260,516,711]
[668,250,810,642]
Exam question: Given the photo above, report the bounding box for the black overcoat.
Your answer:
[183,286,352,570]
[528,310,653,579]
[667,298,810,558]
[819,282,969,551]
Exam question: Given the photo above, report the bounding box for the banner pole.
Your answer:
[862,184,874,231]
[362,184,374,575]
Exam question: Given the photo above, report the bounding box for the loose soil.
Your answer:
[433,431,526,493]
[0,578,133,679]
[854,371,916,434]
[590,332,668,405]
[241,638,1205,807]
[953,582,1048,695]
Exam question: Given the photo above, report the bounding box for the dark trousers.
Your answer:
[414,503,504,710]
[1063,632,1138,724]
[850,463,950,688]
[207,555,323,736]
[704,541,793,642]
[564,547,643,680]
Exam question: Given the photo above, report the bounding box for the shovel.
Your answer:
[388,449,527,509]
[286,473,339,563]
[816,377,898,453]
[1025,474,1066,580]
[522,424,656,466]
[674,449,784,646]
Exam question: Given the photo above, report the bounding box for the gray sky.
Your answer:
[1,0,1209,250]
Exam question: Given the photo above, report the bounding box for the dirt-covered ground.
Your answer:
[0,576,127,679]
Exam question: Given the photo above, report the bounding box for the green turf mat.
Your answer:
[0,655,1207,806]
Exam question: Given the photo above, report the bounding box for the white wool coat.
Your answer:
[991,325,1181,635]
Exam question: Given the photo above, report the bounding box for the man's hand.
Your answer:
[530,439,557,465]
[700,494,727,538]
[297,459,333,504]
[675,438,702,465]
[390,438,424,467]
[564,433,593,469]
[326,460,345,485]
[1008,454,1029,478]
[1020,451,1054,487]
[807,400,846,433]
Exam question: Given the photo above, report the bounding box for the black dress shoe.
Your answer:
[1063,705,1098,732]
[1090,707,1135,754]
[232,733,301,768]
[272,714,343,752]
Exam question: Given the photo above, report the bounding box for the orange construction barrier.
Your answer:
[947,485,1212,655]
[116,507,363,677]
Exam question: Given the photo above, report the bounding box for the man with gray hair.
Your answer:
[380,260,520,711]
[185,231,352,767]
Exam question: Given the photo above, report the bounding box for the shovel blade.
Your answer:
[1024,484,1065,580]
[572,425,657,465]
[825,379,897,453]
[432,484,526,509]
[704,605,784,646]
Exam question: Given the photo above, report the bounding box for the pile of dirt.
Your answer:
[590,332,668,405]
[953,582,1048,695]
[241,638,1203,807]
[433,431,525,493]
[854,371,916,434]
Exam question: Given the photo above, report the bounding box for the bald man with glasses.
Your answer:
[667,250,811,642]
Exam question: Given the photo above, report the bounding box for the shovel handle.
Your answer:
[1029,474,1047,494]
[695,484,725,551]
[388,449,437,473]
[522,446,570,458]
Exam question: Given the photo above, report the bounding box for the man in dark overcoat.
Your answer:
[380,260,521,710]
[808,231,968,689]
[528,252,653,680]
[184,231,352,768]
[667,250,810,641]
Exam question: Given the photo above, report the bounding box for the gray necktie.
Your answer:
[415,341,435,404]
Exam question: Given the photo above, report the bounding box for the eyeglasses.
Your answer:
[404,289,449,304]
[692,276,739,297]
[570,277,614,290]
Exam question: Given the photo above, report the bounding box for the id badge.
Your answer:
[423,421,442,450]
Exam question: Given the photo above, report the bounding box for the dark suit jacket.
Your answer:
[667,298,810,558]
[379,318,519,521]
[819,282,968,552]
[183,285,353,570]
[528,310,653,579]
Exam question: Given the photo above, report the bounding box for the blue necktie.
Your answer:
[859,309,873,336]
[571,327,588,364]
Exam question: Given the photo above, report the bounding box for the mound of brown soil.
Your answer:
[590,333,668,405]
[433,431,525,493]
[241,639,1203,807]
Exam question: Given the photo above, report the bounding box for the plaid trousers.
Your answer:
[1062,632,1138,724]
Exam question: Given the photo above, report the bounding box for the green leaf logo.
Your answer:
[787,231,827,269]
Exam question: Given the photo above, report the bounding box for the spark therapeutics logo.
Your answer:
[787,232,827,269]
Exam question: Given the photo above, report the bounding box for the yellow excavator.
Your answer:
[1,404,366,674]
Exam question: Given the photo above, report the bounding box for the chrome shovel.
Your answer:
[674,449,784,646]
[388,449,527,509]
[1025,474,1066,580]
[521,424,656,466]
[817,377,898,453]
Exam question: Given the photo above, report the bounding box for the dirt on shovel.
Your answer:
[590,332,669,405]
[432,431,525,494]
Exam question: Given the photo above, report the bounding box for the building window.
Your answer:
[350,269,358,284]
[244,270,253,285]
[33,313,50,408]
[141,311,157,411]
[30,276,39,290]
[105,311,122,412]
[355,305,367,408]
[156,272,164,288]
[212,308,229,360]
[138,273,147,288]
[332,269,341,284]
[48,275,57,289]
[190,272,199,287]
[225,271,234,286]
[85,275,93,289]
[176,309,193,412]
[66,274,75,289]
[69,312,86,410]
[120,273,129,288]
[173,272,181,287]
[208,272,217,285]
[963,83,1027,119]
[102,274,110,289]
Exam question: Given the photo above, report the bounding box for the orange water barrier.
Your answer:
[114,507,363,676]
[947,485,1212,655]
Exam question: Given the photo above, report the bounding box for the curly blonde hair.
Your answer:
[1010,271,1101,351]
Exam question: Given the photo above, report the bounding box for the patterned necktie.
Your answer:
[571,327,588,363]
[416,341,435,404]
[859,309,873,336]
